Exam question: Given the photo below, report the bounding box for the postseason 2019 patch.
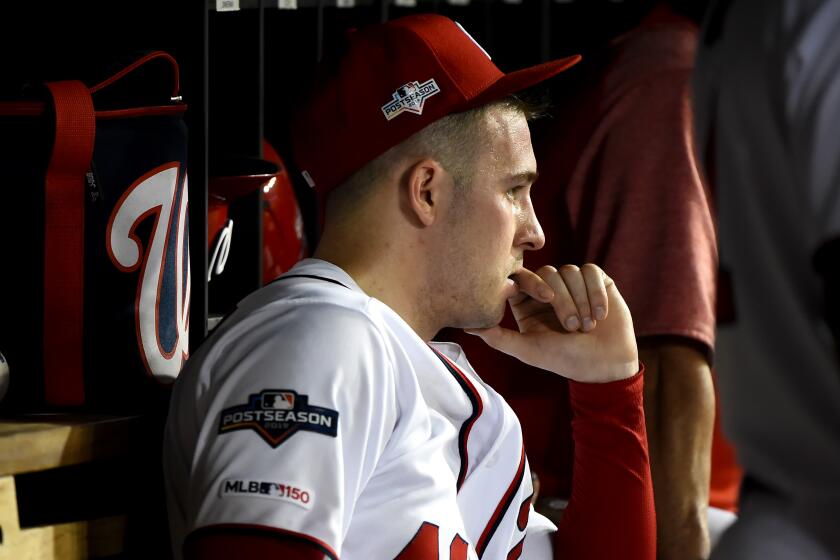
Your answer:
[218,389,338,448]
[381,79,440,121]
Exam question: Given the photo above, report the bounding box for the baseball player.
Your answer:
[164,14,655,560]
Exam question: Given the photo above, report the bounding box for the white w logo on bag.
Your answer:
[106,163,190,382]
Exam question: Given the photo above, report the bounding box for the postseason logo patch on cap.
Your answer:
[381,79,441,121]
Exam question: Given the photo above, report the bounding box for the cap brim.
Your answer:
[466,54,582,111]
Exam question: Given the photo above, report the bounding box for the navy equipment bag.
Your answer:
[0,51,190,412]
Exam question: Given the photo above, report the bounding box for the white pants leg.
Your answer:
[708,506,737,551]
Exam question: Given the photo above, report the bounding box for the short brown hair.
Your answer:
[326,95,546,217]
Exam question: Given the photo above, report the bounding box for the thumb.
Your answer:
[464,326,530,360]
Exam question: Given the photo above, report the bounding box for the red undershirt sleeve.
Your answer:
[552,366,656,560]
[183,526,329,560]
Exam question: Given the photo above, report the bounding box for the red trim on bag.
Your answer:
[97,105,187,119]
[0,51,184,123]
[43,81,96,407]
[90,51,180,97]
[0,103,186,118]
[1,51,183,122]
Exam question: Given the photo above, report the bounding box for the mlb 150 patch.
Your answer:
[220,478,314,510]
[218,389,338,448]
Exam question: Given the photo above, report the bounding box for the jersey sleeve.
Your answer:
[183,526,328,560]
[553,368,656,560]
[178,302,398,559]
[571,70,718,355]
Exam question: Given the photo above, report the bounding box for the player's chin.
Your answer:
[482,301,508,328]
[459,301,506,331]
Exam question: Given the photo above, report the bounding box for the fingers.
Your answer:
[581,264,608,321]
[536,263,610,332]
[510,267,554,303]
[536,266,581,331]
[558,265,595,331]
[464,325,531,359]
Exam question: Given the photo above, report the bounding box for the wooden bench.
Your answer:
[0,415,163,559]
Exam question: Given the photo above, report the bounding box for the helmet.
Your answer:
[262,141,309,284]
[207,144,309,285]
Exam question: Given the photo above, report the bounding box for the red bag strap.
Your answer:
[43,80,96,407]
[89,51,180,98]
[0,51,183,118]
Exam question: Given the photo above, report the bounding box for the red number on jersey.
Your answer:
[450,534,468,559]
[395,522,468,560]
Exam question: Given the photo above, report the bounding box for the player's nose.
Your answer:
[518,203,545,251]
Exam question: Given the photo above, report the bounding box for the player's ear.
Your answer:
[403,158,450,227]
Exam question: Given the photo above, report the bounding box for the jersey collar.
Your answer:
[283,258,366,294]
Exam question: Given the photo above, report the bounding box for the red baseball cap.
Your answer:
[292,14,580,200]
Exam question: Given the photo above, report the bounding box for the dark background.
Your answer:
[1,0,687,341]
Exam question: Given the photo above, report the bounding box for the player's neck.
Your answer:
[315,227,439,341]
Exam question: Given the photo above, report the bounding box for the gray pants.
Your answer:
[713,479,839,559]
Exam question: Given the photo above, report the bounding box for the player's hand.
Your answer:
[466,264,638,383]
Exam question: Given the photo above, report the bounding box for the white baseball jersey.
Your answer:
[164,258,556,560]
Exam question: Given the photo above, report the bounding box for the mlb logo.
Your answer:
[262,391,295,410]
[397,84,418,106]
[258,482,277,495]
